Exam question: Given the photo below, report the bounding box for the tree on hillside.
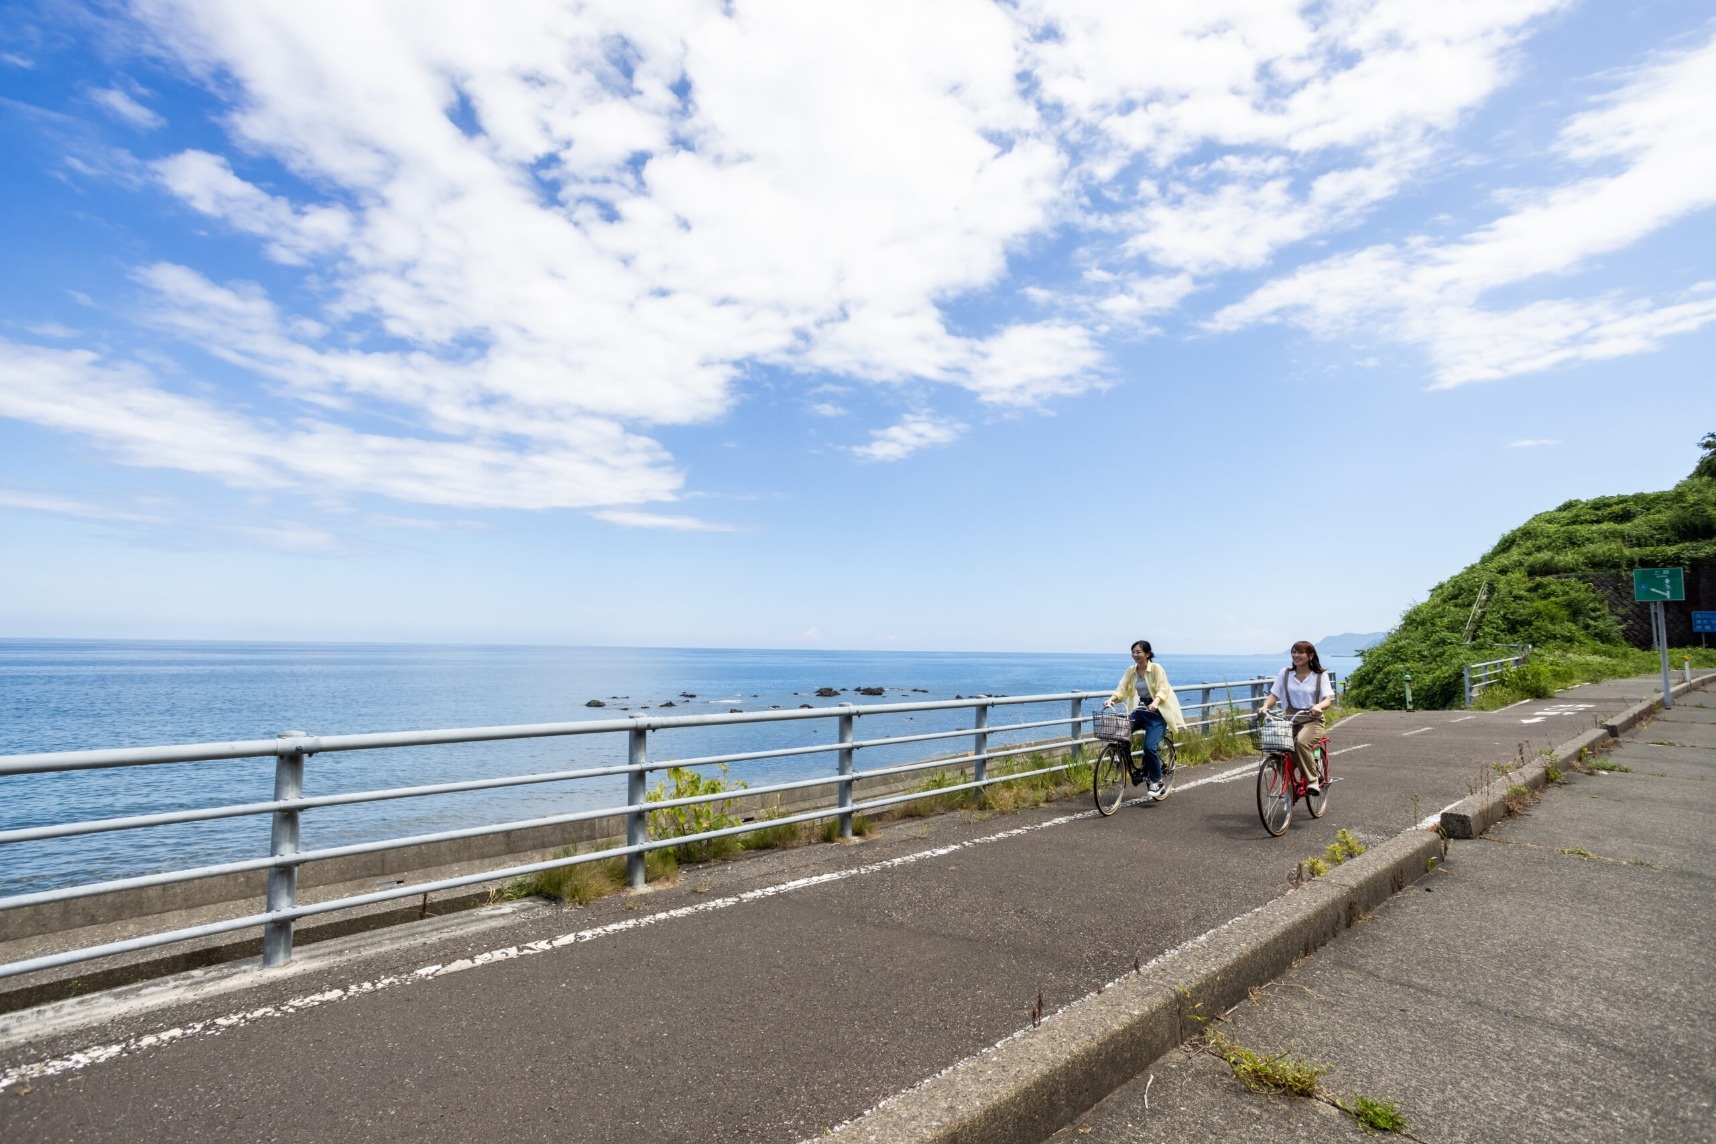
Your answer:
[1696,432,1716,480]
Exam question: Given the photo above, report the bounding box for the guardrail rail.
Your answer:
[1463,646,1533,707]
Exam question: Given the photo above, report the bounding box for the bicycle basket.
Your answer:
[1091,709,1132,742]
[1259,716,1295,752]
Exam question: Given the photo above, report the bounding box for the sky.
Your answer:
[1,0,1712,654]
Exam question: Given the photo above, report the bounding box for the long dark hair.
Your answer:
[1290,640,1324,674]
[1130,640,1153,660]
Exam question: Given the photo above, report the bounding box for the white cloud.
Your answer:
[90,87,164,129]
[1509,438,1561,448]
[0,339,680,509]
[590,509,739,531]
[1023,0,1566,274]
[1213,32,1716,384]
[0,488,165,524]
[154,151,351,264]
[6,1,1709,519]
[850,414,966,462]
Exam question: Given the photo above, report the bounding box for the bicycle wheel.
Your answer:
[1093,742,1128,816]
[1305,745,1330,818]
[1154,735,1178,799]
[1256,753,1293,836]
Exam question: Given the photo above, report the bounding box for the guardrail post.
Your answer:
[837,705,855,839]
[1250,681,1265,720]
[263,731,306,968]
[627,722,648,889]
[1462,664,1472,708]
[1069,697,1083,765]
[1198,687,1211,731]
[972,702,989,788]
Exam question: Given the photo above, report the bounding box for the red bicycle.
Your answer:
[1256,711,1329,836]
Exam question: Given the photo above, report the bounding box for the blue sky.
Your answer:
[1,0,1712,654]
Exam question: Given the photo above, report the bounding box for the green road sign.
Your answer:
[1633,567,1685,601]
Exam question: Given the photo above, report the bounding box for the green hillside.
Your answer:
[1345,434,1716,709]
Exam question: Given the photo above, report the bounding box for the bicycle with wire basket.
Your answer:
[1255,709,1330,836]
[1090,707,1178,815]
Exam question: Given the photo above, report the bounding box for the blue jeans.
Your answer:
[1127,706,1166,784]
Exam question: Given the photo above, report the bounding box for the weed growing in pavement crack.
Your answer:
[1295,829,1367,882]
[1503,784,1540,816]
[1203,1032,1328,1096]
[1343,1094,1411,1134]
[1589,759,1633,773]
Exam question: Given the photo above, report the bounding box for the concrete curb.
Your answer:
[829,827,1444,1144]
[1443,671,1714,840]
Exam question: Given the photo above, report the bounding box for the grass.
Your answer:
[1204,1030,1412,1135]
[507,843,677,905]
[1504,784,1541,815]
[1345,1095,1410,1134]
[1471,645,1716,710]
[820,813,874,842]
[742,805,812,850]
[1173,709,1256,766]
[1297,829,1368,882]
[1204,1031,1329,1096]
[1589,759,1634,773]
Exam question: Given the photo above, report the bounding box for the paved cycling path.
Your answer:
[1048,677,1716,1143]
[0,675,1697,1142]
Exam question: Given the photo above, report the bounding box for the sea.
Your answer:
[0,640,1360,896]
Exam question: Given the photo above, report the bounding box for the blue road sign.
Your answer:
[1694,611,1716,634]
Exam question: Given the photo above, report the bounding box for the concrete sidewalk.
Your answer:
[1047,686,1716,1143]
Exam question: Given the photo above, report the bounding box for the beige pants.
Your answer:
[1287,710,1326,784]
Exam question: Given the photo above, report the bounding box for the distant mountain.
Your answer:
[1312,632,1389,657]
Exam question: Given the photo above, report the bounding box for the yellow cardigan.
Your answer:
[1108,661,1186,733]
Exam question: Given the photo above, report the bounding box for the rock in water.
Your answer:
[585,699,606,708]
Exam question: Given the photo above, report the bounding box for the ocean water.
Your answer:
[0,640,1359,895]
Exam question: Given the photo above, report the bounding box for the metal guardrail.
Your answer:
[1463,647,1532,706]
[0,677,1275,981]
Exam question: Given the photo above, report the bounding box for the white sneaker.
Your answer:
[1147,782,1165,799]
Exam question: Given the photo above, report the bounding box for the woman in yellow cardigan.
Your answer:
[1103,640,1186,799]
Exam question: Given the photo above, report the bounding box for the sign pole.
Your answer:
[1656,600,1673,710]
[1635,568,1686,711]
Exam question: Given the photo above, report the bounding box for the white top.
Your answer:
[1271,668,1332,710]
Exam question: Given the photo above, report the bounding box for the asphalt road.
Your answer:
[0,677,1684,1143]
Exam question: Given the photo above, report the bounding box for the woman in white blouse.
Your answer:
[1256,641,1334,794]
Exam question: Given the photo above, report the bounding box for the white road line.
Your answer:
[1451,716,1477,724]
[1401,727,1433,737]
[0,759,1260,1094]
[1496,698,1533,713]
[1415,799,1466,831]
[1329,744,1371,757]
[1521,717,1546,724]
